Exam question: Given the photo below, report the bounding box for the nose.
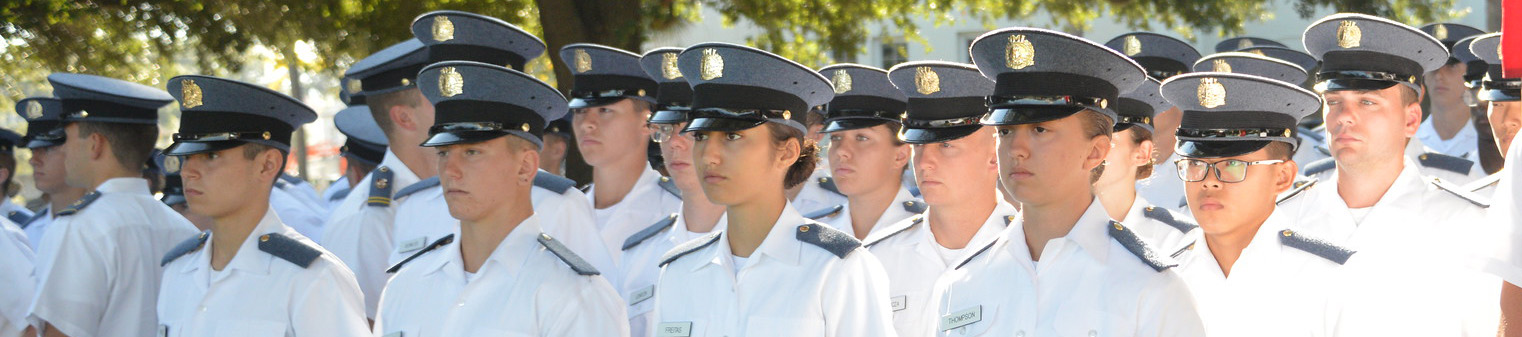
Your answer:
[697,132,722,168]
[573,110,596,133]
[912,145,935,173]
[179,156,202,181]
[438,150,463,184]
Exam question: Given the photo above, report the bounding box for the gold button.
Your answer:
[259,234,270,242]
[1112,223,1123,230]
[1282,230,1294,237]
[637,89,646,96]
[660,177,670,182]
[261,131,271,140]
[1419,154,1428,160]
[818,177,828,183]
[799,225,810,233]
[520,123,530,132]
[1145,206,1155,212]
[541,233,552,240]
[905,201,915,206]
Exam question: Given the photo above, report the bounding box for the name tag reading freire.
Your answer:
[655,322,693,337]
[941,306,982,331]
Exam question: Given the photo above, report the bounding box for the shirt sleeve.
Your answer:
[819,249,899,337]
[319,204,395,318]
[290,258,372,336]
[543,275,630,337]
[0,221,34,334]
[1135,271,1206,337]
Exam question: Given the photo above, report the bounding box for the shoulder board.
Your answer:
[1418,152,1475,175]
[1005,215,1016,225]
[57,191,102,216]
[901,200,927,214]
[579,184,592,193]
[19,211,47,230]
[1108,221,1178,272]
[1430,178,1491,208]
[1298,126,1325,143]
[160,231,210,266]
[273,179,288,189]
[538,233,600,276]
[795,222,861,259]
[367,167,395,207]
[1463,173,1503,193]
[1302,157,1336,176]
[1316,145,1331,156]
[908,184,921,198]
[622,213,679,251]
[863,215,923,248]
[533,172,577,194]
[1141,205,1199,233]
[816,176,845,197]
[802,204,844,220]
[328,186,353,203]
[1277,177,1318,205]
[386,234,454,273]
[656,176,682,199]
[6,210,30,225]
[393,177,440,200]
[660,231,722,267]
[1278,229,1355,265]
[954,238,1000,270]
[279,174,304,186]
[258,233,323,268]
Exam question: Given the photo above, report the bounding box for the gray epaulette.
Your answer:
[393,177,440,200]
[387,234,454,273]
[533,173,577,194]
[795,222,860,259]
[901,200,927,214]
[657,176,682,199]
[1315,145,1331,156]
[623,214,678,251]
[19,211,47,230]
[1141,205,1198,233]
[1430,178,1491,208]
[863,215,923,248]
[6,210,30,225]
[1277,178,1318,205]
[1278,229,1355,265]
[954,239,1000,270]
[1417,152,1475,175]
[538,233,600,276]
[328,186,352,203]
[161,231,210,266]
[1298,126,1325,143]
[258,232,323,268]
[1463,173,1502,193]
[279,174,305,186]
[802,204,844,220]
[367,167,395,207]
[660,231,722,267]
[1302,157,1336,176]
[817,176,845,197]
[1109,221,1178,272]
[57,191,102,216]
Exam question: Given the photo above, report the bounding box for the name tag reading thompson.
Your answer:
[655,322,693,337]
[941,306,982,331]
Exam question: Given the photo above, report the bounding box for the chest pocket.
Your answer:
[214,319,287,337]
[743,317,824,337]
[1053,308,1125,337]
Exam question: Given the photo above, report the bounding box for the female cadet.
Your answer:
[1092,78,1198,254]
[809,63,924,239]
[649,42,895,337]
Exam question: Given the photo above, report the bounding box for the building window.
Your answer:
[881,41,908,69]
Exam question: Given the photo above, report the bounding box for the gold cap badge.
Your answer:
[182,79,203,109]
[1006,34,1035,70]
[432,16,455,42]
[164,155,181,174]
[700,48,724,80]
[1337,20,1362,49]
[573,49,593,73]
[25,101,42,119]
[1433,24,1448,40]
[914,66,940,95]
[1237,39,1254,50]
[1198,77,1227,108]
[1124,35,1142,56]
[1212,59,1232,73]
[661,53,682,80]
[440,67,464,98]
[346,79,362,94]
[832,69,852,94]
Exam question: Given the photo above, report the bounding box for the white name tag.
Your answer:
[629,285,655,306]
[940,306,982,331]
[382,332,403,337]
[158,324,168,337]
[890,295,907,312]
[655,322,693,337]
[397,237,427,254]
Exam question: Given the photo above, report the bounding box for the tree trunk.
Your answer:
[283,45,309,181]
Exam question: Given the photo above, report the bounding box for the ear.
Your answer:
[1085,134,1112,171]
[892,142,911,168]
[259,148,285,182]
[778,137,801,171]
[1402,96,1423,137]
[1134,139,1157,168]
[1273,160,1299,194]
[518,147,540,186]
[88,132,109,161]
[389,104,417,133]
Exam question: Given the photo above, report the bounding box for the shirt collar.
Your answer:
[182,207,286,275]
[378,149,422,192]
[1321,156,1426,209]
[1002,197,1114,264]
[95,177,150,195]
[424,214,541,281]
[693,203,804,272]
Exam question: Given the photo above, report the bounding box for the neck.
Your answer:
[1022,188,1095,261]
[724,192,788,258]
[208,200,271,271]
[1095,179,1138,221]
[390,140,438,179]
[87,165,140,190]
[1202,212,1270,278]
[591,157,647,209]
[1430,98,1472,140]
[1335,157,1405,208]
[927,192,999,250]
[845,183,900,240]
[681,190,726,233]
[46,187,89,217]
[458,197,534,273]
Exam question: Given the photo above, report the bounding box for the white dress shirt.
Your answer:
[792,168,849,216]
[319,150,415,318]
[1120,196,1199,256]
[929,197,1205,337]
[19,206,50,249]
[815,185,922,239]
[28,178,199,337]
[322,176,352,212]
[1137,153,1189,212]
[0,220,33,337]
[269,187,327,243]
[1416,116,1479,160]
[866,201,1017,337]
[1476,139,1522,285]
[586,167,682,270]
[1277,158,1499,336]
[651,203,897,337]
[374,215,630,337]
[1175,208,1346,337]
[157,207,369,337]
[619,211,727,337]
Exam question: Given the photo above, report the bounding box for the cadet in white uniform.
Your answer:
[0,130,32,226]
[27,73,200,337]
[1278,14,1499,335]
[155,75,368,337]
[930,28,1204,336]
[562,43,683,272]
[806,63,924,239]
[329,103,386,212]
[1463,32,1522,334]
[1460,33,1517,198]
[374,60,628,337]
[1414,23,1487,160]
[0,218,32,337]
[650,43,896,337]
[616,47,729,337]
[863,61,1016,337]
[13,97,87,249]
[1161,72,1350,336]
[1122,33,1201,213]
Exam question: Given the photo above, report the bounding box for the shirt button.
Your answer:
[198,306,207,312]
[1015,331,1025,337]
[457,302,465,307]
[1089,330,1098,337]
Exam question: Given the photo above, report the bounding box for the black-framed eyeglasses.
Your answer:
[647,122,690,143]
[1174,158,1285,183]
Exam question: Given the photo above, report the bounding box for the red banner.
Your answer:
[1507,0,1520,77]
